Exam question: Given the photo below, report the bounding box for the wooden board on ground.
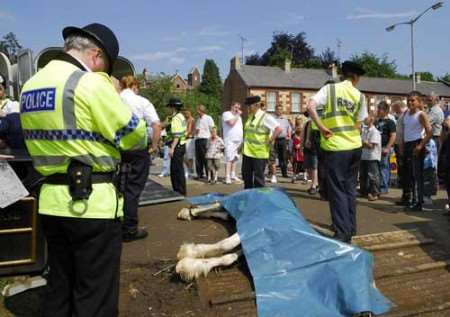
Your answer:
[196,229,450,317]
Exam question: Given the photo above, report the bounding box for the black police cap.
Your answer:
[63,23,119,75]
[342,61,365,76]
[167,98,183,109]
[244,95,261,106]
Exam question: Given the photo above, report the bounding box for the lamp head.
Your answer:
[432,1,444,10]
[386,25,395,32]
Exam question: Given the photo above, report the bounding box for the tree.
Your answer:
[245,32,316,68]
[441,73,450,82]
[419,71,435,82]
[350,52,398,78]
[199,59,223,100]
[260,32,315,67]
[319,47,339,68]
[245,53,262,65]
[139,75,173,119]
[0,32,22,63]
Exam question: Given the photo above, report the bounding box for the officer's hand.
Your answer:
[320,127,333,139]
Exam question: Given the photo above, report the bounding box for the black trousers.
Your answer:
[359,160,380,195]
[404,139,425,206]
[195,138,208,178]
[242,154,266,189]
[274,138,288,176]
[41,216,122,317]
[122,149,150,233]
[324,148,361,239]
[170,144,186,195]
[317,148,328,200]
[394,144,406,194]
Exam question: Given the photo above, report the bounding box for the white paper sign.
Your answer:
[0,161,29,208]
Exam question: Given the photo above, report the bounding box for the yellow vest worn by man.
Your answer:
[20,56,147,219]
[320,80,364,151]
[243,110,270,159]
[166,112,186,145]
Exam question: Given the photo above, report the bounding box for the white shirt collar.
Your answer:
[72,56,92,72]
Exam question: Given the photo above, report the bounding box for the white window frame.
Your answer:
[291,92,301,113]
[266,91,277,112]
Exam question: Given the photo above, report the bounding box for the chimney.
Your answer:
[231,55,241,71]
[284,59,292,72]
[416,73,421,84]
[331,63,338,79]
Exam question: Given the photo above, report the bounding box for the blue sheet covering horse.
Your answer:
[188,187,391,317]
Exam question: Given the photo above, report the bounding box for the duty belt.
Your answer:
[44,172,115,185]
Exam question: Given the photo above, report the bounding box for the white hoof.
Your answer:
[177,207,192,221]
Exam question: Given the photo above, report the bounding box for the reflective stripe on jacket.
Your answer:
[243,110,270,159]
[320,81,363,151]
[20,59,147,218]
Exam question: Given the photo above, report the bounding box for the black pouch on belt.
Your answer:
[116,163,130,194]
[67,161,93,201]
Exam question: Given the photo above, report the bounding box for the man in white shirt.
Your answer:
[195,104,215,179]
[222,102,243,184]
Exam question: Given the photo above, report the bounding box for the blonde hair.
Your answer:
[120,75,139,90]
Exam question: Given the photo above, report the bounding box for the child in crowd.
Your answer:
[158,129,170,177]
[291,127,304,183]
[360,114,382,201]
[205,127,225,184]
[423,138,438,205]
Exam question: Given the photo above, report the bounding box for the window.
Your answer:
[266,92,277,112]
[291,92,301,113]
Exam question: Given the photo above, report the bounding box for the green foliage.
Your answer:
[199,59,223,100]
[419,72,435,82]
[139,74,221,124]
[179,90,221,124]
[350,52,398,78]
[139,75,173,119]
[0,32,22,63]
[268,47,291,68]
[441,73,450,82]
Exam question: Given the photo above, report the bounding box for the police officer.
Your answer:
[242,95,282,189]
[20,23,147,317]
[163,98,187,195]
[307,61,368,243]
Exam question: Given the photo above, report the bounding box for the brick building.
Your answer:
[223,56,450,120]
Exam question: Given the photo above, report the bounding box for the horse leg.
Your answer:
[177,233,241,259]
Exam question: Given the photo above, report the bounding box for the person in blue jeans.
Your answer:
[375,101,396,194]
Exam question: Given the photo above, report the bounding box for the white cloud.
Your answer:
[347,8,416,20]
[198,26,230,37]
[0,11,14,21]
[196,45,223,53]
[131,48,187,62]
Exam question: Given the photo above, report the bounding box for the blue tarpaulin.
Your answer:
[188,187,391,317]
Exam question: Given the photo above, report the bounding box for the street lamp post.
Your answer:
[386,1,444,90]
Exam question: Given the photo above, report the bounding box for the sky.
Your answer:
[1,0,449,80]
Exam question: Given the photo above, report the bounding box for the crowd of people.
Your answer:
[1,21,450,317]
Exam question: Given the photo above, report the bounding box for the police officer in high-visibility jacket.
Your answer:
[242,95,282,189]
[20,23,147,317]
[307,61,368,243]
[163,98,187,195]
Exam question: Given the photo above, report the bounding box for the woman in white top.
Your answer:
[401,91,432,211]
[119,75,161,242]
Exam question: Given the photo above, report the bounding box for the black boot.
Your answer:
[123,228,148,242]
